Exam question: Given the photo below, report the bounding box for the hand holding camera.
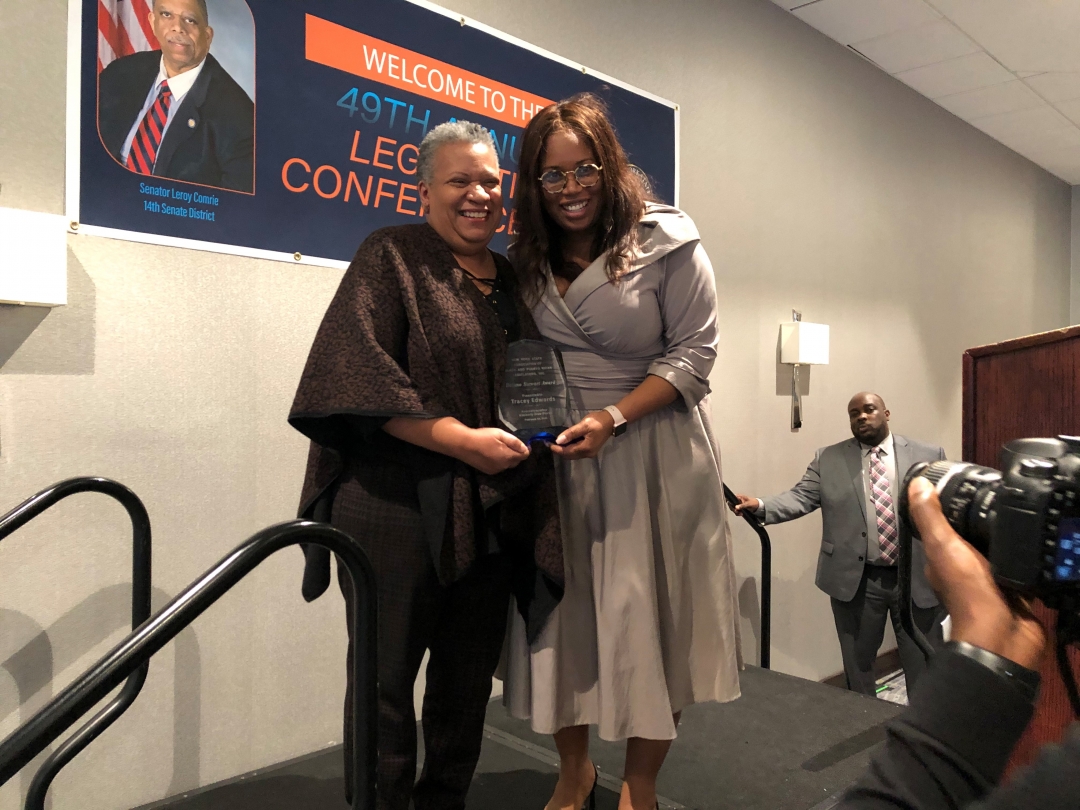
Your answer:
[906,476,1046,671]
[836,438,1080,810]
[899,436,1080,711]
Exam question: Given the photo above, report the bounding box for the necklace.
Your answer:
[458,266,498,291]
[459,266,513,337]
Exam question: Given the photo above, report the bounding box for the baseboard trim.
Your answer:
[821,647,901,690]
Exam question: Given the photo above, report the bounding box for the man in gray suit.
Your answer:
[734,392,946,696]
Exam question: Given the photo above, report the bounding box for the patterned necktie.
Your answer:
[870,448,899,564]
[125,81,173,175]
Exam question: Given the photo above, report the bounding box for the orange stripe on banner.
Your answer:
[305,15,553,128]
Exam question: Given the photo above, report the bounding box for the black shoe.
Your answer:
[583,764,597,810]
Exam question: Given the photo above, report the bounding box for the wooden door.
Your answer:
[963,324,1080,770]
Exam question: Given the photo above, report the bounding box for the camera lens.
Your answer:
[903,460,1003,554]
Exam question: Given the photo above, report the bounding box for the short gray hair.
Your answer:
[416,121,497,185]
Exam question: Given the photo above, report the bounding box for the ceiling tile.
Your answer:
[924,0,1080,73]
[850,19,979,74]
[895,52,1014,98]
[969,105,1080,155]
[1024,72,1080,103]
[935,80,1044,120]
[793,0,940,46]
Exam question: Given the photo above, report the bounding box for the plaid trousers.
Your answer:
[333,472,511,810]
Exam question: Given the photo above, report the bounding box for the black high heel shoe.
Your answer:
[583,764,597,810]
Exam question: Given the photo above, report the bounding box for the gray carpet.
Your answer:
[135,666,902,810]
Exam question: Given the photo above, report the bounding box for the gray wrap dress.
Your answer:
[501,205,743,741]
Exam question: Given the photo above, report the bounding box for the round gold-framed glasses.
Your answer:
[538,163,603,194]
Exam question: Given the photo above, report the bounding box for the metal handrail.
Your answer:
[0,477,152,810]
[723,484,772,670]
[897,514,935,661]
[0,520,378,810]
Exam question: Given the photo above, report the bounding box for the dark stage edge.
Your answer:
[133,666,901,810]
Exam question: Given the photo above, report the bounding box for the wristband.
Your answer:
[947,640,1041,703]
[602,405,628,437]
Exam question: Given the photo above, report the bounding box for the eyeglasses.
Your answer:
[538,163,603,194]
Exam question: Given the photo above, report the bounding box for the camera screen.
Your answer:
[1054,518,1080,581]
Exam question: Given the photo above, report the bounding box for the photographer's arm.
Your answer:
[838,647,1037,809]
[837,479,1050,809]
[965,725,1080,809]
[841,654,1080,810]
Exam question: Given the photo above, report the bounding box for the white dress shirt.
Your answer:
[120,56,207,166]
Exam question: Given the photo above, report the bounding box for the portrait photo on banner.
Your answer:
[96,0,256,194]
[73,0,675,266]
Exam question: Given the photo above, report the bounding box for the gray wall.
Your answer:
[206,0,256,102]
[0,0,1070,806]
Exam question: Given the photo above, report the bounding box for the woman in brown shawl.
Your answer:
[289,121,562,810]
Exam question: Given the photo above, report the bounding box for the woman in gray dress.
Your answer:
[502,94,742,810]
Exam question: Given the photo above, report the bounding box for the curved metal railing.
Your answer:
[0,520,378,810]
[0,477,152,810]
[723,484,773,669]
[897,517,936,661]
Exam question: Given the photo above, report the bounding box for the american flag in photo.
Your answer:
[98,0,158,72]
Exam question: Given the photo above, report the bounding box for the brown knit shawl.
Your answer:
[289,222,563,642]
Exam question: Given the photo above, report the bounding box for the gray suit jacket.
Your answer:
[762,434,946,608]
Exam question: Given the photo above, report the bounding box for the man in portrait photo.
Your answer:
[98,0,254,193]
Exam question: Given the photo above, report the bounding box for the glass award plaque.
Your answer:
[499,340,571,443]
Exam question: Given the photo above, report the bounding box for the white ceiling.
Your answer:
[771,0,1080,184]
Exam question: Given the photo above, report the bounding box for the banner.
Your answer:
[69,0,678,267]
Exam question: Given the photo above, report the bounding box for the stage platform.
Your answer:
[136,666,902,810]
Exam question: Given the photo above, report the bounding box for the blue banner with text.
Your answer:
[80,0,677,264]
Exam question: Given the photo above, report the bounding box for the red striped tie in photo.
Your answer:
[126,82,173,175]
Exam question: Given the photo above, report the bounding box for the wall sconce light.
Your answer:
[0,206,68,306]
[780,311,829,430]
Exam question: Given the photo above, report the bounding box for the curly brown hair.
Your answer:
[511,93,647,303]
